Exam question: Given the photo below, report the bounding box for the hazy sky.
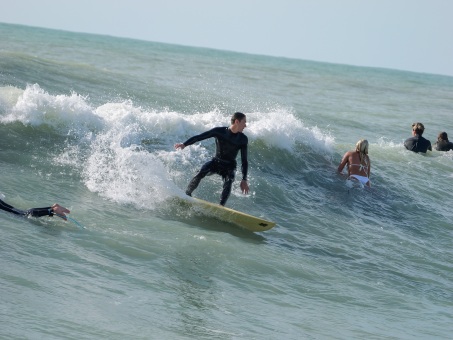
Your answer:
[2,0,453,76]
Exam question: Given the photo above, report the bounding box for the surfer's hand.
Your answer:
[240,180,249,195]
[51,204,70,220]
[174,143,186,150]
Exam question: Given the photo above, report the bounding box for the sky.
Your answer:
[1,0,453,77]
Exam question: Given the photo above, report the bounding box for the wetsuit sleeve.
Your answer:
[240,144,248,181]
[26,207,54,218]
[183,128,217,147]
[0,199,53,217]
[0,199,22,215]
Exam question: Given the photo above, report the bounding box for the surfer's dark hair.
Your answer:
[438,131,448,142]
[231,112,245,124]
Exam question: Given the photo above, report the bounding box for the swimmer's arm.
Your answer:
[337,152,350,173]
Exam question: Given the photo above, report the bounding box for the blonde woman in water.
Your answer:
[337,139,371,187]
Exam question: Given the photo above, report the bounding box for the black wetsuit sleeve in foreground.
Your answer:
[0,199,54,218]
[27,207,55,218]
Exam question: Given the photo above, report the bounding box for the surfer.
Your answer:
[434,131,453,151]
[337,139,371,187]
[174,112,249,206]
[404,122,432,153]
[0,199,70,220]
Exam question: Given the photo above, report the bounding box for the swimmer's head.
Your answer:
[231,112,246,124]
[355,139,369,154]
[412,122,425,135]
[438,131,448,142]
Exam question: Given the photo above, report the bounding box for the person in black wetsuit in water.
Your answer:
[0,199,70,220]
[434,131,453,151]
[404,122,432,153]
[174,112,249,206]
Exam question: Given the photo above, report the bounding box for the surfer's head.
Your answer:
[412,122,425,135]
[231,112,246,124]
[437,131,448,142]
[355,139,369,155]
[231,112,247,133]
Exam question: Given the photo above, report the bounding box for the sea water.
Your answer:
[1,23,452,339]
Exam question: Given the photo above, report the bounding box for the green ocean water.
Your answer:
[1,22,452,339]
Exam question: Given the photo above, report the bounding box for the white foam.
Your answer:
[246,109,335,152]
[83,134,180,209]
[0,84,103,135]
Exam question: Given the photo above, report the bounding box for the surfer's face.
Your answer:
[236,118,247,132]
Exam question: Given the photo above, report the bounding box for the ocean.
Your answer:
[1,22,452,339]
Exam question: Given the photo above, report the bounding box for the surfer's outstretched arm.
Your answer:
[26,203,70,220]
[0,199,70,220]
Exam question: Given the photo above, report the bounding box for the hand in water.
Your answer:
[240,180,249,195]
[52,204,71,220]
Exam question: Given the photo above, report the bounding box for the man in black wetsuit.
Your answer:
[0,199,70,220]
[404,122,432,153]
[174,112,249,206]
[434,132,453,151]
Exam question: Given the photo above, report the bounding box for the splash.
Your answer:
[247,109,334,152]
[1,84,337,211]
[0,84,103,136]
[82,126,182,209]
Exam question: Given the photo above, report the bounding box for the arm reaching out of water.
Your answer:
[50,204,71,220]
[0,199,70,220]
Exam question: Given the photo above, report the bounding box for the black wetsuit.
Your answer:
[435,140,453,151]
[0,199,54,218]
[404,135,432,153]
[183,127,248,206]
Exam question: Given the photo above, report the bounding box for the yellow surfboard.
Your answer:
[176,197,276,232]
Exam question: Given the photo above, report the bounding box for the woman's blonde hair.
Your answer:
[355,139,369,163]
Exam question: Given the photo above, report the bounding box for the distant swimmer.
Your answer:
[434,131,453,152]
[174,112,249,206]
[337,139,371,187]
[0,199,70,220]
[404,122,432,153]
